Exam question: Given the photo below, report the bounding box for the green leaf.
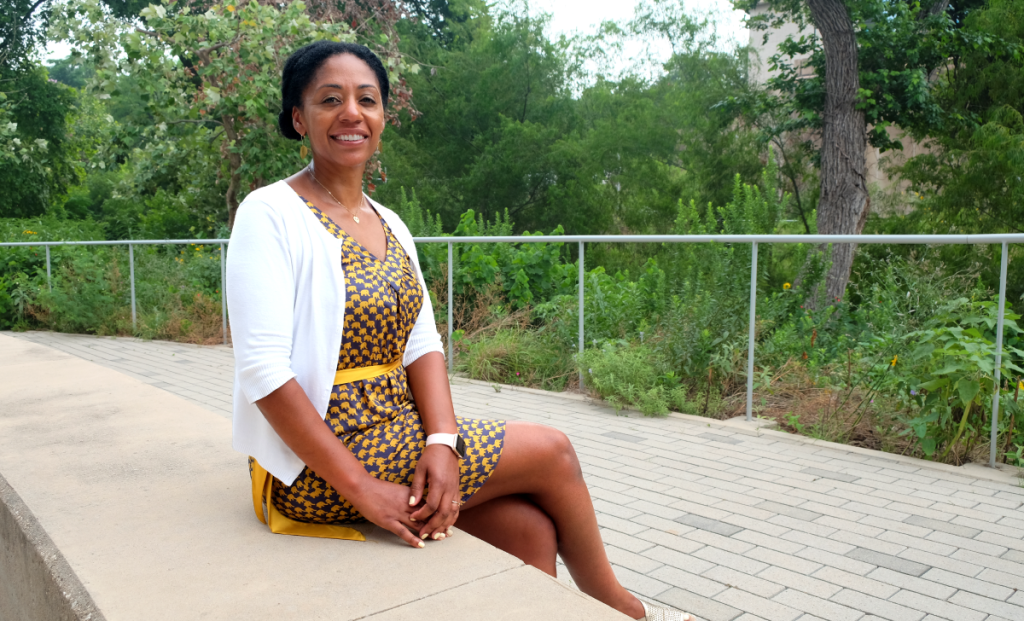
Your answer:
[957,379,981,408]
[918,378,949,391]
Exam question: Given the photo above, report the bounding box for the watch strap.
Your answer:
[425,433,465,459]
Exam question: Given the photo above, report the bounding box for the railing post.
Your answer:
[990,241,1009,468]
[45,245,52,291]
[129,243,137,331]
[447,241,454,374]
[578,241,585,390]
[220,243,228,346]
[746,242,758,422]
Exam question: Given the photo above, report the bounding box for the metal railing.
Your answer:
[4,233,1022,467]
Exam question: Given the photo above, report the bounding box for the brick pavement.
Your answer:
[6,330,1024,621]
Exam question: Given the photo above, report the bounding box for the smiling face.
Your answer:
[291,53,385,171]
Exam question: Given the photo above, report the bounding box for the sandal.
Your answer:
[638,599,693,621]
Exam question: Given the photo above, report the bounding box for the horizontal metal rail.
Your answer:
[4,233,1024,247]
[3,233,1020,467]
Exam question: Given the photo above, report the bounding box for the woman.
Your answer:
[226,40,691,621]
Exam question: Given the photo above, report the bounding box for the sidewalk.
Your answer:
[7,330,1024,621]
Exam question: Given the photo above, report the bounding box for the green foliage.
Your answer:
[457,327,575,391]
[0,67,81,217]
[891,299,1024,462]
[579,342,685,416]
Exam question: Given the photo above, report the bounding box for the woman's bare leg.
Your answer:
[462,421,645,620]
[456,495,558,576]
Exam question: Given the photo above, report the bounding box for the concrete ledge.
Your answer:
[0,335,625,620]
[0,472,104,621]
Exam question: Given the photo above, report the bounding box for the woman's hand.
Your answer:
[347,476,425,548]
[408,444,461,541]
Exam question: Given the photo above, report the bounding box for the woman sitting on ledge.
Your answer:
[226,40,690,621]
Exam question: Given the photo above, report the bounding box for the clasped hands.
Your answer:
[348,443,461,548]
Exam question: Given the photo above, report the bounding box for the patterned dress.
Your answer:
[258,198,506,524]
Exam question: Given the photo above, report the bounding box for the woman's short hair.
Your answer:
[278,40,390,141]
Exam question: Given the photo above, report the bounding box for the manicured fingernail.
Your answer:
[410,516,416,522]
[421,533,429,539]
[446,528,453,537]
[409,496,416,506]
[432,532,442,540]
[417,541,425,548]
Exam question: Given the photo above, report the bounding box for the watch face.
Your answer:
[455,434,467,459]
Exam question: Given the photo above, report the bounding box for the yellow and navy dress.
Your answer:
[256,198,505,524]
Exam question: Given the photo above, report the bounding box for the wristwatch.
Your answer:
[425,433,466,459]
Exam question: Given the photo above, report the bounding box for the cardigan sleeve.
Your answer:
[226,196,298,404]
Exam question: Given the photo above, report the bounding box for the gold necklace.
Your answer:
[307,164,362,224]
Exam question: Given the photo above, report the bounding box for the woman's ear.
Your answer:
[291,106,306,138]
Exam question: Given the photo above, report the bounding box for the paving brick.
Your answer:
[713,588,802,621]
[768,515,837,539]
[758,567,840,599]
[811,566,899,600]
[771,589,863,621]
[947,591,1024,619]
[675,514,744,537]
[904,514,981,538]
[657,588,743,621]
[876,531,957,557]
[920,567,1014,601]
[745,547,823,576]
[887,590,989,621]
[649,564,730,598]
[926,530,1008,557]
[977,568,1024,592]
[831,531,907,557]
[796,547,875,576]
[844,548,930,577]
[606,543,664,574]
[703,566,786,599]
[600,528,656,554]
[733,530,805,556]
[829,588,926,621]
[596,512,648,535]
[857,517,930,540]
[634,513,698,537]
[898,547,985,578]
[755,500,824,523]
[863,566,952,600]
[814,516,883,538]
[684,528,757,555]
[976,531,1024,554]
[613,565,673,599]
[693,546,771,576]
[643,544,717,575]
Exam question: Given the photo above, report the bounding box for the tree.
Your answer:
[741,0,972,303]
[0,0,52,73]
[54,0,418,228]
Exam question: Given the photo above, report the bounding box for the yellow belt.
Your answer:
[249,358,403,541]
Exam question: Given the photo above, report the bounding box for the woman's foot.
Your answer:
[636,599,693,621]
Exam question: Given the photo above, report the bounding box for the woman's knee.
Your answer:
[536,425,582,481]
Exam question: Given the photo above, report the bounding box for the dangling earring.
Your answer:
[300,134,309,160]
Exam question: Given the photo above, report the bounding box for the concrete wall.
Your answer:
[0,473,104,621]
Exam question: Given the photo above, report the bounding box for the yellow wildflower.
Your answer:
[783,282,791,290]
[891,355,898,367]
[22,230,37,235]
[226,5,236,12]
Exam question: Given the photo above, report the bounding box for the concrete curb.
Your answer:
[451,375,1024,487]
[0,472,104,621]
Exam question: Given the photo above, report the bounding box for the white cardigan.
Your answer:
[226,179,444,485]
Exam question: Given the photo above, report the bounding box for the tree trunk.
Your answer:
[222,116,242,229]
[806,0,869,304]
